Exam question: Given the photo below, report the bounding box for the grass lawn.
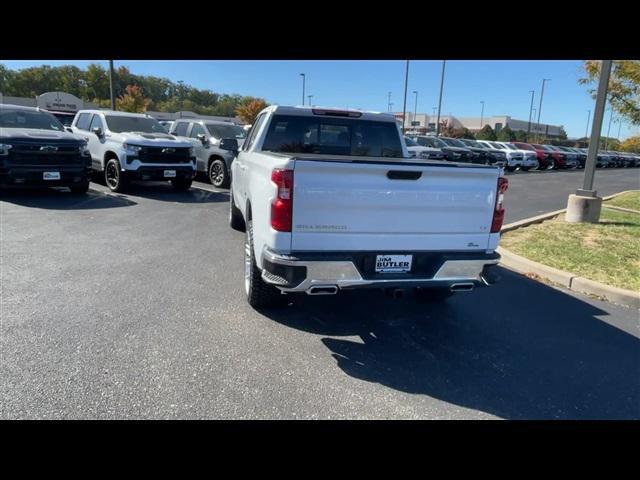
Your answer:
[606,190,640,211]
[501,207,640,291]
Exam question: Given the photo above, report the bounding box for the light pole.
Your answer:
[567,60,613,224]
[585,110,591,140]
[535,78,551,142]
[526,90,535,141]
[387,91,392,112]
[108,60,116,110]
[308,95,313,107]
[436,60,446,136]
[604,108,614,150]
[479,100,485,132]
[299,73,305,106]
[412,90,418,130]
[617,118,622,141]
[401,60,410,133]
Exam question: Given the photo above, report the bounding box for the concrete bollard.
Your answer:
[565,194,602,223]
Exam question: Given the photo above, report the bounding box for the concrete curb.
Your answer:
[498,189,640,309]
[496,247,574,288]
[497,247,639,309]
[501,189,639,233]
[604,205,640,214]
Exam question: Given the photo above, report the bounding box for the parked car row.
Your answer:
[404,134,640,172]
[2,102,638,197]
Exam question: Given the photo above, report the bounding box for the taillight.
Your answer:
[271,169,294,232]
[491,176,508,233]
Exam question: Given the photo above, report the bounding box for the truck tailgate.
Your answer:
[291,159,500,252]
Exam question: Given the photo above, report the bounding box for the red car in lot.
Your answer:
[511,142,553,169]
[531,143,567,169]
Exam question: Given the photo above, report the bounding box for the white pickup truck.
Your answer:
[224,106,508,308]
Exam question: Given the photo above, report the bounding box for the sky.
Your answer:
[2,60,637,140]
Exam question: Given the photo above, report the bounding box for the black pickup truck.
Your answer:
[0,105,91,193]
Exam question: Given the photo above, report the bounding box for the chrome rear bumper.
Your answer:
[261,248,500,294]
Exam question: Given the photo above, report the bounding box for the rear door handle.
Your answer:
[387,170,422,180]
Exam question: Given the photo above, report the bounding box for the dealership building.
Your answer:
[0,91,243,125]
[394,112,564,138]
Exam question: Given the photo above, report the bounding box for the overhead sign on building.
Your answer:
[36,92,84,113]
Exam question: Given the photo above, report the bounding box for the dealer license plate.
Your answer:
[375,255,413,273]
[43,171,61,180]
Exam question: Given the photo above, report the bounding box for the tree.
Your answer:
[579,60,640,126]
[476,124,497,141]
[496,125,515,141]
[557,126,568,140]
[440,119,455,137]
[116,84,151,113]
[0,63,268,119]
[598,137,621,150]
[620,136,640,153]
[236,99,268,124]
[514,130,528,142]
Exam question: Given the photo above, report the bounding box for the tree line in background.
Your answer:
[0,63,268,122]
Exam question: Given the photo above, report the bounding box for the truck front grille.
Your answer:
[7,145,85,166]
[137,146,191,164]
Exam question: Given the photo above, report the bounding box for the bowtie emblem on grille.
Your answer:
[40,145,58,152]
[162,148,175,153]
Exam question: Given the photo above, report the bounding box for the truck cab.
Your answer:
[70,110,196,192]
[169,118,247,188]
[228,105,508,308]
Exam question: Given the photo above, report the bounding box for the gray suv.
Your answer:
[170,119,247,188]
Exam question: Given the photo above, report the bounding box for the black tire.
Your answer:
[209,159,230,188]
[521,167,530,172]
[504,166,515,172]
[69,180,90,194]
[414,287,454,303]
[229,186,246,232]
[244,219,287,309]
[104,158,128,192]
[171,177,192,191]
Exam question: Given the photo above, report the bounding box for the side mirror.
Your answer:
[196,133,208,146]
[92,127,103,137]
[219,138,239,152]
[65,127,73,133]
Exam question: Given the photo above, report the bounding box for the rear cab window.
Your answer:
[261,114,403,158]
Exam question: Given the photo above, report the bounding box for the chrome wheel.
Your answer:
[210,161,225,187]
[105,161,119,189]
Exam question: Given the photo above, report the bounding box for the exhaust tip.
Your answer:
[307,285,338,295]
[450,283,475,292]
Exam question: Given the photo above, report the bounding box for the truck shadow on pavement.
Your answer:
[261,267,640,419]
[0,187,137,210]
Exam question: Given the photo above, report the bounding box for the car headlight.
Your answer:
[123,143,143,155]
[0,143,13,156]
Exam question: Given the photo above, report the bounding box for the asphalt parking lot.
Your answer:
[1,168,639,419]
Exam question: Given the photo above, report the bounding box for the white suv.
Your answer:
[500,142,538,171]
[477,140,524,171]
[70,110,196,192]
